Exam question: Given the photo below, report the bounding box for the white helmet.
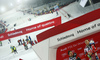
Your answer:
[90,40,95,44]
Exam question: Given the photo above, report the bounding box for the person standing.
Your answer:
[89,40,99,60]
[29,36,32,41]
[84,39,93,60]
[68,51,81,60]
[18,40,21,45]
[23,39,28,50]
[84,39,97,60]
[20,39,22,45]
[56,11,58,16]
[8,39,11,44]
[26,36,29,44]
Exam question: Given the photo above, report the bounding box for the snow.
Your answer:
[0,2,100,60]
[0,41,40,60]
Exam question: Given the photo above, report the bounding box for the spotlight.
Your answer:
[10,3,13,6]
[1,7,6,12]
[17,0,22,3]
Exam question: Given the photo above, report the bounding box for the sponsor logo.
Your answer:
[77,47,82,50]
[62,53,67,57]
[61,48,67,52]
[64,58,68,60]
[97,47,100,50]
[79,53,84,57]
[0,35,4,38]
[8,31,23,37]
[26,27,37,31]
[57,34,74,41]
[95,41,99,44]
[42,21,54,27]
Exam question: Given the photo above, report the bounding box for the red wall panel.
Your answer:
[57,31,100,60]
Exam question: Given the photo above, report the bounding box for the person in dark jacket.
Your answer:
[68,51,81,60]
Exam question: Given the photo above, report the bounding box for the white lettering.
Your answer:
[77,27,91,34]
[26,27,36,31]
[8,31,23,37]
[0,35,4,38]
[42,21,54,27]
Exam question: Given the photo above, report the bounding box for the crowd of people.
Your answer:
[9,35,38,54]
[19,0,75,17]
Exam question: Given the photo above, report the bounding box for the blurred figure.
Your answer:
[26,36,29,44]
[84,39,98,60]
[34,40,38,44]
[8,39,11,44]
[23,39,28,50]
[56,11,58,16]
[19,58,23,60]
[10,46,18,54]
[18,40,21,45]
[67,13,71,18]
[68,51,81,60]
[84,39,92,60]
[20,39,22,45]
[0,41,2,46]
[29,36,32,41]
[90,40,99,60]
[51,10,53,14]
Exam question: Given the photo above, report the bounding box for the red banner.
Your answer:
[57,31,100,60]
[37,8,100,42]
[0,17,61,41]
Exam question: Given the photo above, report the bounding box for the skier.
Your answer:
[18,40,21,45]
[8,39,11,43]
[10,46,18,54]
[89,40,99,60]
[13,46,18,54]
[67,13,71,18]
[29,36,32,41]
[20,39,22,45]
[56,11,58,16]
[23,39,28,50]
[84,39,97,60]
[34,40,38,44]
[26,36,29,44]
[0,41,2,46]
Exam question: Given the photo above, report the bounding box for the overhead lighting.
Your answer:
[10,3,13,6]
[1,7,6,12]
[17,0,22,3]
